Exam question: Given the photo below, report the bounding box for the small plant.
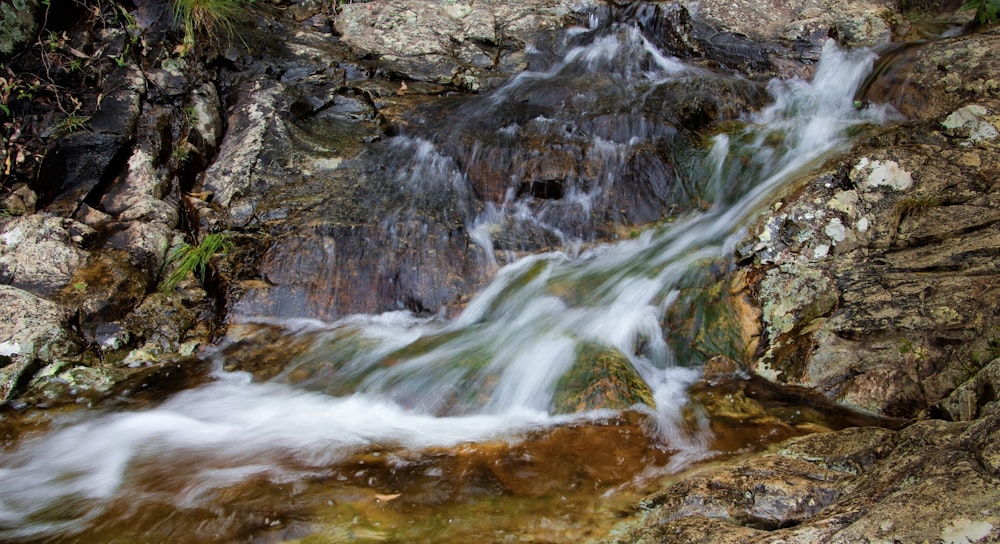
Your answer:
[962,0,1000,24]
[171,140,191,165]
[171,0,247,51]
[55,114,90,134]
[894,194,940,220]
[161,232,234,293]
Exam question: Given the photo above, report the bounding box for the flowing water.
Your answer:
[0,14,899,544]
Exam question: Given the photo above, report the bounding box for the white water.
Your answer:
[0,36,895,541]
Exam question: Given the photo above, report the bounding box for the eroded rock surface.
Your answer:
[609,402,1000,543]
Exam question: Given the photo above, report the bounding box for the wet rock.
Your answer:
[622,455,847,534]
[609,406,1000,543]
[22,362,131,407]
[0,214,93,297]
[56,250,153,336]
[551,342,654,413]
[38,65,145,216]
[36,131,127,217]
[97,221,172,280]
[857,27,1000,119]
[740,94,1000,417]
[123,292,201,358]
[188,82,224,157]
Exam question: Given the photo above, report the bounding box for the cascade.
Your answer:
[0,13,898,543]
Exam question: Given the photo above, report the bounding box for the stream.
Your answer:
[0,13,899,544]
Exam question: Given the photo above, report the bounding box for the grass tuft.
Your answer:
[161,232,233,293]
[171,0,247,50]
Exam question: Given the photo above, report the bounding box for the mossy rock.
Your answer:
[551,342,654,414]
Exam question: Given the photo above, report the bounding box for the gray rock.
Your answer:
[0,215,93,296]
[0,285,79,402]
[335,0,596,88]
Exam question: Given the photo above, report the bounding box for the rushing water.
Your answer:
[0,17,897,544]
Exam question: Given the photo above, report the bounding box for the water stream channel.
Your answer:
[0,12,902,544]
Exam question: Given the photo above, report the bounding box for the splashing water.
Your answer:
[0,35,895,543]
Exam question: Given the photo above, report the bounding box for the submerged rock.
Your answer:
[552,342,654,413]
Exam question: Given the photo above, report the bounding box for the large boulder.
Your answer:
[738,105,1000,417]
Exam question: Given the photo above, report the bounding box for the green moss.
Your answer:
[0,0,38,56]
[551,342,654,414]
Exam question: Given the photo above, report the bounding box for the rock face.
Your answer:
[609,22,1000,544]
[739,91,1000,418]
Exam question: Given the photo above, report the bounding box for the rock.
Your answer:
[551,342,655,413]
[740,93,1000,417]
[38,65,145,216]
[0,214,93,297]
[36,131,126,216]
[608,406,1000,543]
[188,82,225,157]
[335,0,594,89]
[56,250,153,335]
[98,120,176,224]
[98,221,172,279]
[0,183,37,216]
[0,0,40,55]
[934,357,1000,421]
[22,363,130,407]
[680,0,900,47]
[858,27,1000,119]
[0,286,80,402]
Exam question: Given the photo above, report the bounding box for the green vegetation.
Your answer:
[0,0,37,56]
[54,114,90,135]
[161,232,233,293]
[963,0,1000,24]
[171,0,249,51]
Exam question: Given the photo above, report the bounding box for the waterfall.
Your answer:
[0,30,895,543]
